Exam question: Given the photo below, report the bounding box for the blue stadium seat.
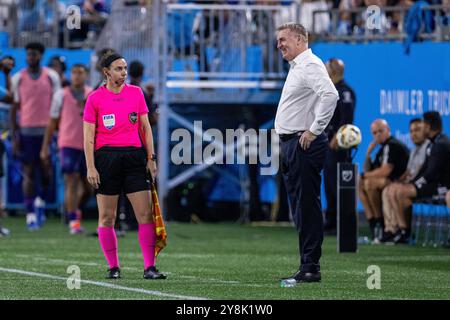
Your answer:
[413,197,450,247]
[0,32,9,48]
[168,57,199,93]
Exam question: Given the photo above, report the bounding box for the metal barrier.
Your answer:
[0,1,16,47]
[9,0,60,48]
[90,3,154,87]
[311,5,450,42]
[166,1,297,88]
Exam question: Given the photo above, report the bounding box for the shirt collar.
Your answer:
[289,48,311,67]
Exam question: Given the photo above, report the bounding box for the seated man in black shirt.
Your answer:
[390,111,450,244]
[359,119,409,243]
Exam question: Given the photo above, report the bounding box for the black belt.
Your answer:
[279,131,304,142]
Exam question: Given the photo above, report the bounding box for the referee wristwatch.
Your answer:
[148,154,157,162]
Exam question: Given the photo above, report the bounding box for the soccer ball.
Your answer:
[336,124,362,149]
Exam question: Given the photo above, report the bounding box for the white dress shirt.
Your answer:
[275,48,339,136]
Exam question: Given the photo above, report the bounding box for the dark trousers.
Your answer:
[323,148,350,226]
[280,133,328,273]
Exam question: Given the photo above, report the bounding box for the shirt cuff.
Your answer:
[309,123,323,136]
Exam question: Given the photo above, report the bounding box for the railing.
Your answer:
[8,0,60,48]
[311,5,450,42]
[0,1,16,47]
[90,4,154,87]
[165,1,298,88]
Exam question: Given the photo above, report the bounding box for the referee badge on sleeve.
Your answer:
[129,112,138,124]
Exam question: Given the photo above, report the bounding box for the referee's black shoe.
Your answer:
[106,267,121,279]
[281,270,321,283]
[143,266,167,280]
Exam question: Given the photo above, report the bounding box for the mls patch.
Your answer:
[129,112,138,124]
[102,114,115,130]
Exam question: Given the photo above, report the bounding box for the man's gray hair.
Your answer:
[277,22,308,42]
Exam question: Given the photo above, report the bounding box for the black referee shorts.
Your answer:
[94,146,151,195]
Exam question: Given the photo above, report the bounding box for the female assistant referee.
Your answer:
[83,51,166,280]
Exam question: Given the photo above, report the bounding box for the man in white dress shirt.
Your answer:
[275,23,338,283]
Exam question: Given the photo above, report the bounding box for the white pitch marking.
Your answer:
[0,267,208,300]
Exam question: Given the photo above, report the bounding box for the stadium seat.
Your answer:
[0,31,8,48]
[413,197,450,247]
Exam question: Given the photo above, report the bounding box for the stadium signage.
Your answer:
[380,89,450,116]
[170,121,280,175]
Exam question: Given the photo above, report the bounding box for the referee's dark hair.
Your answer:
[99,50,123,69]
[423,111,442,132]
[129,60,144,79]
[25,42,45,54]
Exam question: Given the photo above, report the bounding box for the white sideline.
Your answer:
[0,267,208,300]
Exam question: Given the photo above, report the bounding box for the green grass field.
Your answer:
[0,216,449,300]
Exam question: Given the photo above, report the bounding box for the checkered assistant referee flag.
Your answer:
[151,184,167,257]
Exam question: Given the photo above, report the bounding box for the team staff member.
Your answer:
[275,23,338,283]
[41,64,92,235]
[359,119,409,243]
[83,52,166,280]
[390,112,450,243]
[323,58,356,233]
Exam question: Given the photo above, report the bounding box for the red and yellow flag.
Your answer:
[151,184,167,257]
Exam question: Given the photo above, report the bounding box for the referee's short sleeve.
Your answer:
[137,87,149,114]
[83,94,97,124]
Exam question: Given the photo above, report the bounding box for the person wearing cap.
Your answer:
[83,51,166,280]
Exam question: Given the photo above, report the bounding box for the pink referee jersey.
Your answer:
[50,86,93,150]
[83,84,149,151]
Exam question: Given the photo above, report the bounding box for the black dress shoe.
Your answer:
[281,270,321,283]
[143,266,167,280]
[106,267,121,279]
[296,271,321,283]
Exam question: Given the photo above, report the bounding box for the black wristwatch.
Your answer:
[148,154,157,161]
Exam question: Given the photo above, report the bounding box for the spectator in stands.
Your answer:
[323,58,356,234]
[40,64,92,234]
[48,55,70,87]
[337,0,365,35]
[10,42,61,231]
[359,119,409,243]
[299,0,331,34]
[17,0,65,33]
[43,0,67,32]
[17,0,40,32]
[388,111,450,244]
[381,118,430,243]
[69,0,109,45]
